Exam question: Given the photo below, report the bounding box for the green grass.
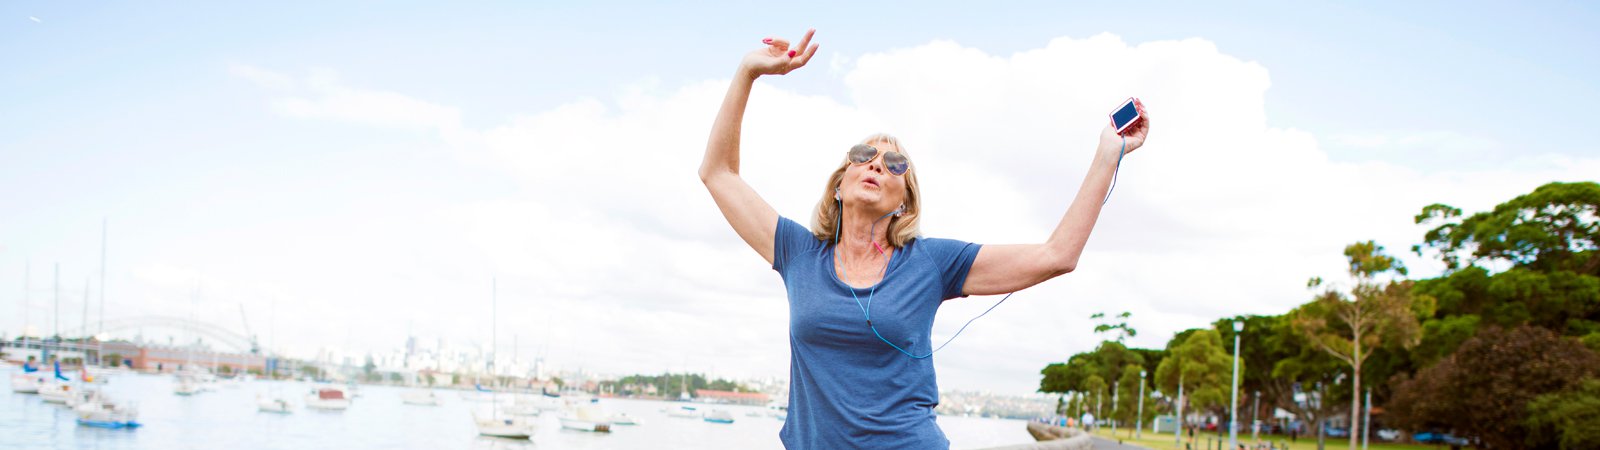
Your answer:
[1087,428,1466,450]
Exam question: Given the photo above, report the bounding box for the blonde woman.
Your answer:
[698,29,1150,449]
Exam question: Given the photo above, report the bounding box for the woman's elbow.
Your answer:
[1046,249,1078,278]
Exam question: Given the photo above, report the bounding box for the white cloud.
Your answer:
[212,34,1598,395]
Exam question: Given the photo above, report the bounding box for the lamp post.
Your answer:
[1136,370,1147,438]
[1229,320,1243,450]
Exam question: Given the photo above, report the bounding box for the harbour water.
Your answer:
[4,368,1035,449]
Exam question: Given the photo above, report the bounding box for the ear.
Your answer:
[834,187,841,201]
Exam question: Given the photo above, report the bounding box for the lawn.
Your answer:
[1087,428,1465,450]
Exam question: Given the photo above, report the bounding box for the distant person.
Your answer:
[700,29,1150,449]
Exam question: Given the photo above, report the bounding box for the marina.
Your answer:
[2,366,1035,449]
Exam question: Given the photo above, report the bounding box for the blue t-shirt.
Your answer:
[772,216,982,449]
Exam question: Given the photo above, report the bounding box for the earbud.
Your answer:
[834,187,841,202]
[895,203,905,216]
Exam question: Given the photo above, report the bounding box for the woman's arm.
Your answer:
[962,100,1150,296]
[699,30,819,265]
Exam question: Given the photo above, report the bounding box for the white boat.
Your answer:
[474,412,535,439]
[471,278,532,440]
[173,375,202,396]
[559,406,613,432]
[400,389,440,406]
[10,373,43,393]
[75,395,140,429]
[767,401,789,421]
[703,409,735,424]
[257,394,294,414]
[609,412,640,425]
[665,405,700,419]
[65,387,103,408]
[39,381,75,404]
[305,387,351,410]
[502,402,542,417]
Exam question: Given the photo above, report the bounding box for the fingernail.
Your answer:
[763,38,772,44]
[788,50,797,57]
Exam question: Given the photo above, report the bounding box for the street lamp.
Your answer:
[1136,370,1147,438]
[1229,320,1243,450]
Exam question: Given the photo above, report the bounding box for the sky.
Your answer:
[2,1,1598,395]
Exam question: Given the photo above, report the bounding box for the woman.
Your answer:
[698,29,1150,449]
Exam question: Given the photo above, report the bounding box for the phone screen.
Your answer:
[1111,101,1139,130]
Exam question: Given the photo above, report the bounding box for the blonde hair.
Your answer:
[810,133,923,248]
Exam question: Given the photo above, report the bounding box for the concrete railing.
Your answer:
[978,422,1094,450]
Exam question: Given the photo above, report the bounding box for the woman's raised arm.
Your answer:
[699,29,820,265]
[962,100,1151,296]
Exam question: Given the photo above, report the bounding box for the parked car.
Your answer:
[1414,432,1470,446]
[1325,427,1349,438]
[1376,429,1400,441]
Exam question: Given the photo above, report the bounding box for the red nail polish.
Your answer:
[788,50,797,57]
[763,38,772,44]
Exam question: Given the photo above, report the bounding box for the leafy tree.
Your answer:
[1114,364,1146,431]
[1155,329,1232,438]
[1084,375,1109,419]
[1262,305,1349,450]
[1297,241,1422,450]
[1414,181,1600,274]
[1525,378,1600,450]
[1388,326,1600,449]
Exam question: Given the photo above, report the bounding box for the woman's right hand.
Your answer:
[739,29,819,78]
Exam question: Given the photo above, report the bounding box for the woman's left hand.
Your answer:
[1098,99,1150,158]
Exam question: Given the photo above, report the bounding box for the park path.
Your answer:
[1092,436,1151,450]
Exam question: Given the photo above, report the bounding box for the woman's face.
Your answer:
[840,141,908,213]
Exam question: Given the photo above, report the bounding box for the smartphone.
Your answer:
[1109,97,1142,135]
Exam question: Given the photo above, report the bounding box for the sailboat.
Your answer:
[474,278,534,439]
[10,360,44,394]
[258,299,294,413]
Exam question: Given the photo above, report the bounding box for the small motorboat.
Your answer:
[665,405,700,419]
[474,411,534,439]
[305,387,351,410]
[258,395,294,414]
[75,395,140,429]
[559,406,613,432]
[609,412,640,425]
[399,389,440,406]
[39,381,74,404]
[703,409,735,424]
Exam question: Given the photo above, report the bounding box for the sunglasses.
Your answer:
[847,144,911,176]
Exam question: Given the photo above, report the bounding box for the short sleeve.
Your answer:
[772,216,823,273]
[914,237,983,300]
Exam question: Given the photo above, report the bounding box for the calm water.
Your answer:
[3,368,1033,449]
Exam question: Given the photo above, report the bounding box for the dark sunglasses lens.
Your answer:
[848,144,877,163]
[884,152,909,175]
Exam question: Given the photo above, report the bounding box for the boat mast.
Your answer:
[99,218,107,336]
[491,277,498,419]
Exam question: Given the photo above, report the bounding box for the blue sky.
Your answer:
[3,1,1598,394]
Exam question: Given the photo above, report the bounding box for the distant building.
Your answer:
[695,389,770,406]
[101,341,265,373]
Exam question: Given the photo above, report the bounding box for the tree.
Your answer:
[1525,378,1600,450]
[1114,364,1145,433]
[1388,326,1600,449]
[1415,181,1600,274]
[1297,241,1422,450]
[1155,329,1232,439]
